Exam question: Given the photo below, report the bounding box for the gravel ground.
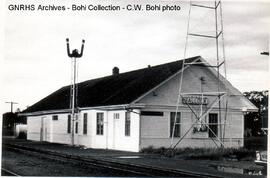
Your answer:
[1,148,141,177]
[2,138,266,177]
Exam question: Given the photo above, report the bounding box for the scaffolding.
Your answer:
[170,0,229,150]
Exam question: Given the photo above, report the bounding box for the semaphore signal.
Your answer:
[66,38,85,146]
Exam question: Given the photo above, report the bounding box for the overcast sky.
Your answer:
[0,0,269,115]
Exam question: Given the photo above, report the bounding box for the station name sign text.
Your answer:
[182,96,208,105]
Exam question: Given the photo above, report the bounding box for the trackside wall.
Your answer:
[27,109,140,152]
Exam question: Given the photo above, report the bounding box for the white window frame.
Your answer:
[125,112,131,136]
[83,113,88,135]
[96,112,104,135]
[113,113,120,119]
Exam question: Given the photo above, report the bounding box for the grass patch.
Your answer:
[140,146,255,161]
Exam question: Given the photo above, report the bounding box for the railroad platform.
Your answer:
[2,138,265,178]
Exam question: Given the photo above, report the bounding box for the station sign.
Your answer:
[182,96,208,105]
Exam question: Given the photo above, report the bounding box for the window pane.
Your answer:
[96,113,104,135]
[83,113,87,135]
[67,115,71,133]
[101,124,103,135]
[114,113,119,119]
[52,115,58,121]
[75,122,78,134]
[208,113,218,138]
[125,112,131,136]
[141,111,164,116]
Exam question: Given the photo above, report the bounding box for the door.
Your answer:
[113,114,120,149]
[208,113,218,138]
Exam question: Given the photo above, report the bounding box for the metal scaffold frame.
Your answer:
[170,0,229,150]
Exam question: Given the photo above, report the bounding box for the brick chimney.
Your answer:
[112,67,119,75]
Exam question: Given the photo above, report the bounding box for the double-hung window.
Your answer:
[170,112,181,137]
[208,113,218,138]
[96,113,104,135]
[125,112,131,136]
[83,113,88,135]
[67,115,71,133]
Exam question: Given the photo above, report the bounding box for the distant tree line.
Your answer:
[243,90,268,137]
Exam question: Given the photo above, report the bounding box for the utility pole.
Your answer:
[5,101,18,113]
[259,52,268,130]
[5,101,18,136]
[66,38,85,146]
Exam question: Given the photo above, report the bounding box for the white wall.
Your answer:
[87,110,107,149]
[27,114,71,144]
[107,110,140,152]
[27,115,42,141]
[50,114,71,144]
[138,65,255,110]
[136,65,247,150]
[139,108,244,150]
[77,111,91,147]
[27,109,140,152]
[87,109,140,152]
[222,111,244,147]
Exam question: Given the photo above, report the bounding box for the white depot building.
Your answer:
[21,56,257,152]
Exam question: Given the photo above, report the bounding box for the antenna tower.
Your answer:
[170,0,228,150]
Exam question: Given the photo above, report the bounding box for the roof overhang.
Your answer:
[19,103,147,117]
[18,109,71,117]
[79,104,146,111]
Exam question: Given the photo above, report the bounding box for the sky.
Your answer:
[0,0,269,115]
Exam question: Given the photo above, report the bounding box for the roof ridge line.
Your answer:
[74,56,201,86]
